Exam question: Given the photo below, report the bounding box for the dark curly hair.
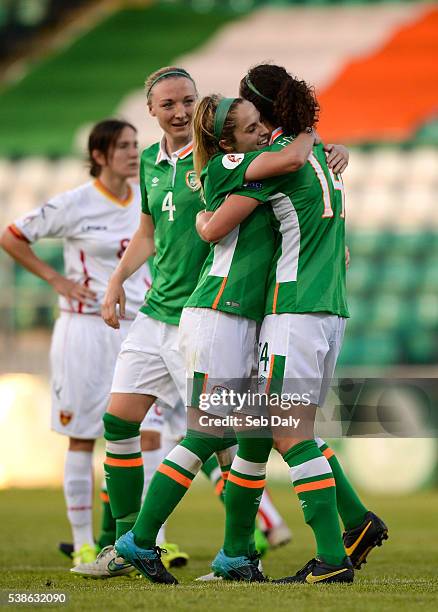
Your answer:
[239,63,319,136]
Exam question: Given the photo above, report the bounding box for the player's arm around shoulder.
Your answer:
[196,156,261,242]
[102,212,155,329]
[244,130,316,181]
[196,194,260,243]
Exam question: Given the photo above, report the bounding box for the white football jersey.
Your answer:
[13,179,151,318]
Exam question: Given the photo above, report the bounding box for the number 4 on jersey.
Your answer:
[259,341,269,373]
[162,192,176,221]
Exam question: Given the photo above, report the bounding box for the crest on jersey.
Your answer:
[185,170,200,191]
[153,403,163,416]
[222,153,244,170]
[59,410,73,426]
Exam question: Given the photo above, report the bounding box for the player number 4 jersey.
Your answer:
[139,141,210,325]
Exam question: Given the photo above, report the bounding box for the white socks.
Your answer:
[257,489,284,531]
[64,450,94,552]
[141,447,167,501]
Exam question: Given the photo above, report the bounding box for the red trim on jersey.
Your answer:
[8,224,30,242]
[68,505,93,511]
[78,250,91,314]
[59,308,135,320]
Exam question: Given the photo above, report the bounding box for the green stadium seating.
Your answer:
[421,260,438,292]
[404,330,438,364]
[0,4,245,156]
[348,231,392,259]
[346,259,376,294]
[388,233,434,259]
[414,294,438,329]
[369,295,411,331]
[380,256,419,294]
[339,332,401,367]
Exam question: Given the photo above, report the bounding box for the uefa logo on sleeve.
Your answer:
[222,153,244,169]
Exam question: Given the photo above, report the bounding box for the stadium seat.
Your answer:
[369,295,411,332]
[367,148,406,187]
[407,148,438,186]
[420,260,438,292]
[414,294,438,329]
[404,330,438,364]
[346,258,377,294]
[379,256,419,294]
[339,332,401,367]
[348,231,392,258]
[344,294,370,332]
[389,233,433,258]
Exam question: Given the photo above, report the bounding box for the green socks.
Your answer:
[133,431,235,548]
[284,439,345,566]
[316,438,368,530]
[103,412,143,539]
[202,453,226,501]
[97,482,116,549]
[223,432,273,558]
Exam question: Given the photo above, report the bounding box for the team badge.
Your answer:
[222,153,244,170]
[185,170,200,191]
[211,385,231,399]
[59,411,73,426]
[153,403,163,416]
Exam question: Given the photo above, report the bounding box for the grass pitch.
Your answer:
[0,483,437,611]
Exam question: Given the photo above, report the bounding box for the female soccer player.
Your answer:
[196,64,388,584]
[114,92,353,582]
[90,66,317,582]
[0,119,151,566]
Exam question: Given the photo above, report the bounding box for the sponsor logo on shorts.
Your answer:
[59,410,73,426]
[185,170,200,191]
[222,153,244,170]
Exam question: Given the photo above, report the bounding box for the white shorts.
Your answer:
[50,312,132,439]
[178,307,256,413]
[258,313,346,406]
[111,312,186,408]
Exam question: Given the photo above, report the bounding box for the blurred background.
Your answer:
[0,0,437,492]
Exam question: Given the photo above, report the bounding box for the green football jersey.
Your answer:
[139,140,210,325]
[233,131,349,318]
[185,151,276,322]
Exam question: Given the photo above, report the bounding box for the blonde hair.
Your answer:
[193,94,242,179]
[145,66,196,103]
